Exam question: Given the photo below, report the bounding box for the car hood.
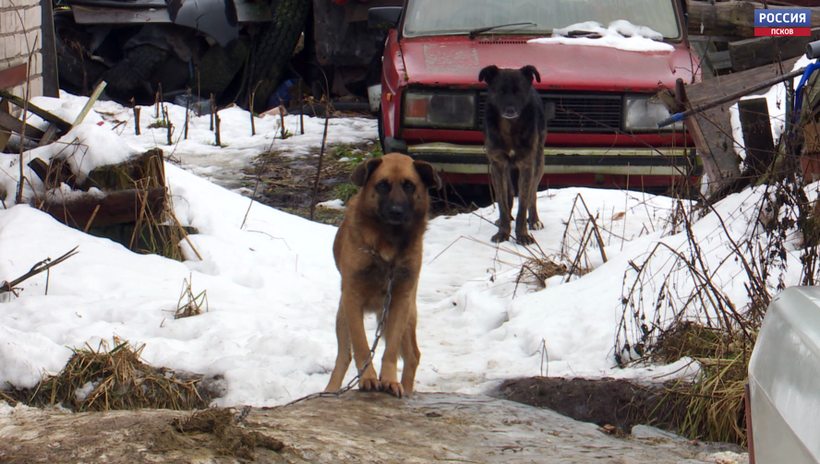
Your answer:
[399,36,696,92]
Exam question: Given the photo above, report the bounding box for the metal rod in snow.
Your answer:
[309,117,330,222]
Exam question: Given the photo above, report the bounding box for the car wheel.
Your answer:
[101,44,170,104]
[247,0,311,112]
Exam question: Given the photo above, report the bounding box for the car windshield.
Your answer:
[402,0,681,39]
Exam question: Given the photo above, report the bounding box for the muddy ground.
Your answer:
[0,392,745,464]
[497,377,687,436]
[242,139,488,226]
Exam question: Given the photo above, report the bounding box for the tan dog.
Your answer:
[325,153,441,397]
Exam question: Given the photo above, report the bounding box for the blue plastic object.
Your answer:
[268,78,296,109]
[793,61,820,123]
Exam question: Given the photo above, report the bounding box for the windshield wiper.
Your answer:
[468,22,536,40]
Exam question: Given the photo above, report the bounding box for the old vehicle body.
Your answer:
[311,0,403,97]
[54,0,309,110]
[376,0,702,190]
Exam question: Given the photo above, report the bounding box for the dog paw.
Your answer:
[515,233,535,246]
[491,231,510,243]
[529,220,544,231]
[359,377,382,392]
[382,381,404,398]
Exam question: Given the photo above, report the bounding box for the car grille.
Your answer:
[478,92,623,133]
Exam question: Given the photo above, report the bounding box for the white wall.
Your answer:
[0,0,43,99]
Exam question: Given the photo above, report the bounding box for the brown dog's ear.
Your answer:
[520,65,541,83]
[414,160,443,190]
[351,158,383,187]
[478,65,500,85]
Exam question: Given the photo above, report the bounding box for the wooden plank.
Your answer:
[0,100,9,152]
[661,82,725,194]
[0,63,28,89]
[40,0,60,97]
[687,0,820,38]
[738,98,775,176]
[41,187,167,229]
[26,156,76,190]
[83,148,166,191]
[801,123,820,183]
[685,56,802,106]
[664,59,803,193]
[0,109,45,140]
[39,124,60,146]
[729,28,820,72]
[73,81,107,126]
[674,58,801,192]
[706,50,732,74]
[0,89,72,131]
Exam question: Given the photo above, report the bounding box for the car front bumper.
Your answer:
[389,140,702,188]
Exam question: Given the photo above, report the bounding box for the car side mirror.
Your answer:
[368,7,402,30]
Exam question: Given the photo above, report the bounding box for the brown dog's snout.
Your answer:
[377,183,415,225]
[387,204,407,220]
[381,196,411,224]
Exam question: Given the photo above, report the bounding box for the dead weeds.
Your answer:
[244,140,381,225]
[12,337,211,412]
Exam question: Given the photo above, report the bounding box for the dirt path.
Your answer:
[1,392,744,463]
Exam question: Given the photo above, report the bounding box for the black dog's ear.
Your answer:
[478,65,500,84]
[351,158,383,187]
[414,160,443,190]
[519,65,541,83]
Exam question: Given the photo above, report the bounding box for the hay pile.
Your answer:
[21,338,209,412]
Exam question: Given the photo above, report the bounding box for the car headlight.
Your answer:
[403,91,476,129]
[624,95,683,132]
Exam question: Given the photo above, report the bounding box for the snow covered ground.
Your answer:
[0,92,806,408]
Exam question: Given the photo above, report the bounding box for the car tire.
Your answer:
[101,44,170,104]
[53,9,107,96]
[248,0,311,112]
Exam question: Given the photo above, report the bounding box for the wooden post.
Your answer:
[210,93,215,131]
[249,91,256,136]
[215,111,221,147]
[309,117,330,221]
[279,106,286,139]
[133,98,141,136]
[184,90,190,140]
[299,79,305,135]
[738,98,775,178]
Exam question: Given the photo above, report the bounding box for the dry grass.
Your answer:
[18,337,209,412]
[560,194,608,277]
[613,180,789,445]
[652,322,753,445]
[174,274,208,319]
[517,256,571,288]
[515,193,607,289]
[131,178,195,261]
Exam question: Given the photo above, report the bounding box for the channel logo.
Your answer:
[755,9,811,36]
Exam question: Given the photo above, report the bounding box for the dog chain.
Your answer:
[279,274,394,408]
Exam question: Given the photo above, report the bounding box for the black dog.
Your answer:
[478,65,546,245]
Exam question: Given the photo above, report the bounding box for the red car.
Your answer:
[371,0,701,191]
